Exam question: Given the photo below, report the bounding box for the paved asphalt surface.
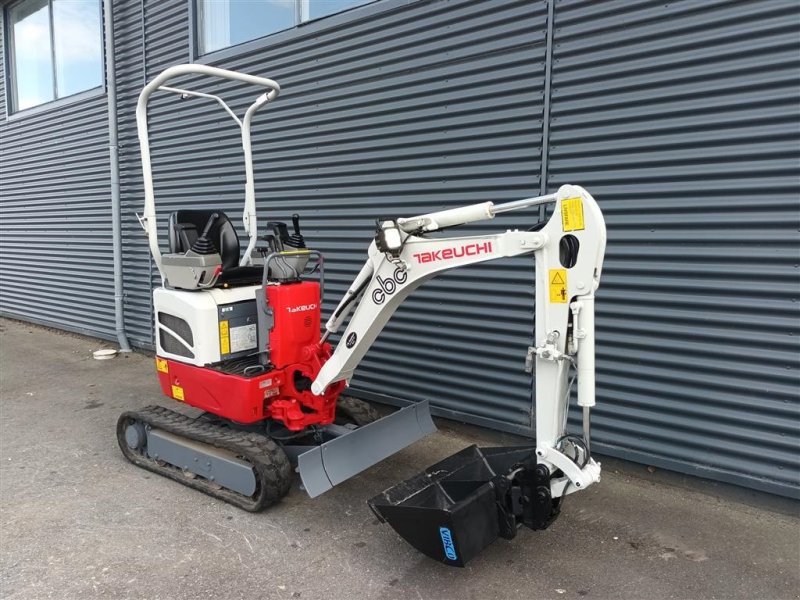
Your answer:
[0,317,798,599]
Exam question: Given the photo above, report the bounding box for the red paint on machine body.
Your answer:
[156,281,345,431]
[267,282,321,368]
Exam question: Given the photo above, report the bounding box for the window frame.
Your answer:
[3,0,105,118]
[191,0,376,59]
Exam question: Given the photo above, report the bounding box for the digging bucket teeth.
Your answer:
[368,445,537,567]
[297,400,437,498]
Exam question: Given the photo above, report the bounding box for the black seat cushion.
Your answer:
[168,209,240,271]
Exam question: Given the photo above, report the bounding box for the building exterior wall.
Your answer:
[0,5,115,338]
[0,0,798,498]
[549,0,800,497]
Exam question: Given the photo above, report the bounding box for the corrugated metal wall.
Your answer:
[550,0,800,496]
[1,0,797,497]
[0,8,115,339]
[113,0,150,345]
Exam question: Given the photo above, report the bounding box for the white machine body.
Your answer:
[154,285,260,365]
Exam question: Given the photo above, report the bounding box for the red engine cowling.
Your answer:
[156,281,345,430]
[267,282,321,369]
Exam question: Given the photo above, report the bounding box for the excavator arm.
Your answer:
[312,184,607,500]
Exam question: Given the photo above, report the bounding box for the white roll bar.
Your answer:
[136,64,281,278]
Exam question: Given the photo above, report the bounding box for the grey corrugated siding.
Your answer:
[0,8,4,115]
[118,0,548,432]
[550,0,800,496]
[0,8,115,340]
[1,0,797,498]
[114,0,150,345]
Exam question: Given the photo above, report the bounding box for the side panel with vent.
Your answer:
[154,285,260,366]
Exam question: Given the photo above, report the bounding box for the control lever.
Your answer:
[257,233,279,254]
[286,214,306,249]
[190,213,219,255]
[265,222,290,251]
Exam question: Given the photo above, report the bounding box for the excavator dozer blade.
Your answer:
[297,400,436,498]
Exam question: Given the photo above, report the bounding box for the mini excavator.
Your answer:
[118,65,607,566]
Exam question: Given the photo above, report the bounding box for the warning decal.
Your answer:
[229,323,257,354]
[549,269,568,303]
[561,197,585,232]
[156,357,169,373]
[171,385,185,401]
[219,320,230,355]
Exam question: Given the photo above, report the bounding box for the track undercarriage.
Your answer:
[118,405,293,511]
[118,397,435,509]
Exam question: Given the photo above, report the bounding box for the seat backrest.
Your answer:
[168,209,240,270]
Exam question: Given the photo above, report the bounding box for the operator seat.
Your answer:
[168,209,262,287]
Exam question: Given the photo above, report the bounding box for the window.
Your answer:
[308,0,369,20]
[7,0,103,112]
[197,0,373,55]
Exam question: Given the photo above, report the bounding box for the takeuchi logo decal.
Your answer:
[412,241,493,264]
[286,304,317,313]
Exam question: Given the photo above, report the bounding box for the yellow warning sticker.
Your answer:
[561,197,585,232]
[171,385,185,401]
[219,320,230,355]
[156,357,169,373]
[549,269,568,303]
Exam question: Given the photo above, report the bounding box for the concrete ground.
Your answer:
[0,318,798,600]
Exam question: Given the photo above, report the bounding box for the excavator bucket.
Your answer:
[368,445,537,566]
[296,400,437,498]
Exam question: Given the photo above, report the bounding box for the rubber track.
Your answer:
[335,396,380,426]
[117,405,292,512]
